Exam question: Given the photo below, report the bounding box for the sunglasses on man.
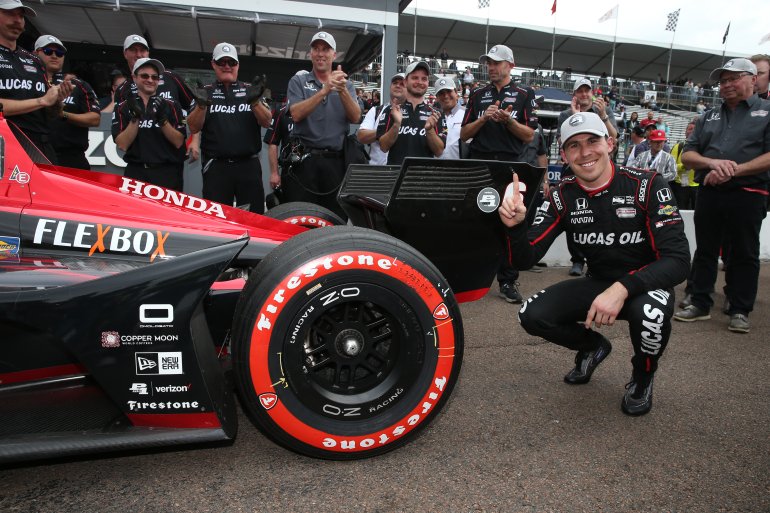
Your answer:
[41,48,66,58]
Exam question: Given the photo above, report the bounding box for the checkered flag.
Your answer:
[665,9,680,32]
[478,0,491,8]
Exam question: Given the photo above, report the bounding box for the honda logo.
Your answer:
[576,197,588,210]
[656,188,673,202]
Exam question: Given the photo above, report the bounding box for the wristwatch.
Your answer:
[61,111,69,121]
[601,115,609,122]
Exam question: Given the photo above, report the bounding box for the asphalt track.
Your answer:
[2,265,769,513]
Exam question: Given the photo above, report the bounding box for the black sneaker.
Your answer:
[568,262,584,276]
[564,336,612,384]
[678,293,692,309]
[621,374,654,416]
[499,282,523,304]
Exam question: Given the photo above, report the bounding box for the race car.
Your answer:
[0,115,544,464]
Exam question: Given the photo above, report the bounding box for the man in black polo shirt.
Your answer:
[460,44,538,304]
[34,35,100,170]
[376,60,446,165]
[673,58,770,334]
[0,1,72,163]
[187,43,272,213]
[112,58,186,191]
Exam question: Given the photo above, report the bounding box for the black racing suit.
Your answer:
[508,164,690,376]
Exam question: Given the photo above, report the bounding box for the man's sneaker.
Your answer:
[564,336,612,384]
[568,262,584,276]
[621,374,654,416]
[678,293,692,309]
[673,305,711,322]
[728,314,750,333]
[722,297,731,315]
[499,282,523,304]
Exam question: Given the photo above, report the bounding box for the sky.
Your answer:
[405,0,767,58]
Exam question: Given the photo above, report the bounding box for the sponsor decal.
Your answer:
[135,352,183,375]
[130,383,149,395]
[551,190,563,211]
[259,393,278,410]
[140,304,174,324]
[616,207,636,218]
[119,178,226,219]
[657,204,678,216]
[433,303,449,320]
[655,218,682,228]
[751,110,768,117]
[572,230,644,245]
[0,236,20,255]
[640,290,670,355]
[155,383,191,393]
[706,111,720,122]
[101,331,120,348]
[575,197,588,211]
[656,188,673,202]
[477,187,500,213]
[639,179,648,202]
[103,331,178,347]
[9,165,30,184]
[570,216,593,224]
[612,196,626,205]
[127,400,200,411]
[33,219,169,261]
[283,216,333,228]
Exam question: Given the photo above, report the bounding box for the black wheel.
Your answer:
[231,226,463,459]
[264,201,345,229]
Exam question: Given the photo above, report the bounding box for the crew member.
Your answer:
[377,61,446,164]
[434,77,464,160]
[112,58,186,191]
[357,72,405,165]
[499,112,690,415]
[556,78,619,144]
[263,99,294,195]
[0,1,72,162]
[34,35,100,170]
[286,31,361,219]
[673,58,770,334]
[187,43,271,213]
[460,44,538,304]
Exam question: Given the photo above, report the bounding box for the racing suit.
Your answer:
[508,165,690,376]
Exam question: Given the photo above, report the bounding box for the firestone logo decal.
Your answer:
[259,393,278,410]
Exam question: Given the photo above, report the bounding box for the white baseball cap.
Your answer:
[34,35,66,51]
[132,57,165,75]
[0,0,35,17]
[390,72,405,82]
[573,77,593,92]
[212,42,239,62]
[310,31,336,51]
[709,58,758,80]
[480,45,515,65]
[123,34,149,51]
[560,112,608,144]
[435,77,457,93]
[405,61,430,77]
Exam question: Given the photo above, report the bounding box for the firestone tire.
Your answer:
[264,201,345,229]
[231,226,463,459]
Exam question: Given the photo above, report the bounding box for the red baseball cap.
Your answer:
[648,129,667,141]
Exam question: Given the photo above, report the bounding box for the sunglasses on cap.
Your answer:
[215,59,238,68]
[41,48,66,58]
[137,73,160,81]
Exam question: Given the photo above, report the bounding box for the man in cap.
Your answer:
[556,77,618,145]
[112,57,187,191]
[0,1,73,162]
[376,61,446,165]
[285,31,360,219]
[34,35,100,170]
[673,58,770,334]
[434,77,464,160]
[627,129,677,183]
[356,72,406,165]
[187,42,271,213]
[115,34,199,161]
[460,44,538,304]
[499,111,690,416]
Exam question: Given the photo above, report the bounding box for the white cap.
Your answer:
[390,72,405,82]
[405,61,430,77]
[34,35,66,51]
[123,34,149,51]
[709,58,758,80]
[435,77,456,93]
[573,77,592,92]
[310,31,336,51]
[560,112,608,144]
[480,45,515,65]
[212,42,239,62]
[0,0,35,17]
[132,57,165,75]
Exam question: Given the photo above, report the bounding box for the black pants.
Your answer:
[672,183,698,210]
[202,156,264,214]
[518,277,675,375]
[690,186,767,315]
[55,149,90,170]
[124,162,184,192]
[282,153,347,220]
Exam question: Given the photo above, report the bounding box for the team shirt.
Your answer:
[461,81,538,157]
[199,81,263,158]
[263,104,294,150]
[376,100,447,165]
[0,44,50,137]
[50,73,101,152]
[111,96,186,165]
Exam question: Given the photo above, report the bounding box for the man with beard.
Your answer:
[376,61,446,165]
[434,77,464,160]
[460,44,538,304]
[357,72,406,165]
[34,35,100,170]
[286,31,360,219]
[0,1,72,162]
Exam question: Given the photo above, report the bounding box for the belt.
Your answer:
[212,154,258,163]
[307,148,342,157]
[127,162,173,169]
